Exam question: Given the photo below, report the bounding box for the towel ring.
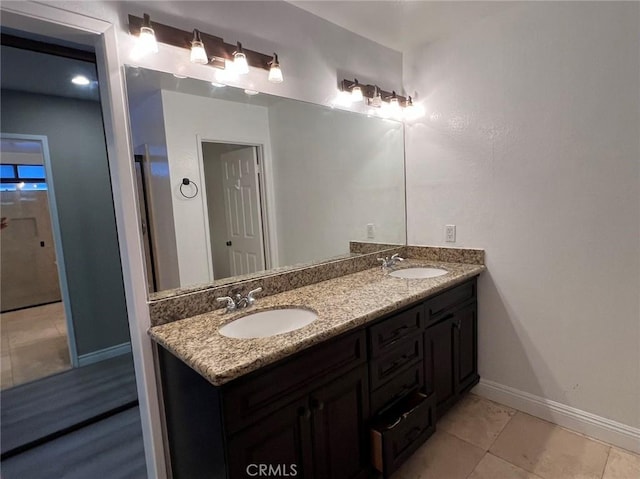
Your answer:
[179,178,199,199]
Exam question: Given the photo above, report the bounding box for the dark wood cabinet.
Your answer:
[454,302,479,395]
[228,397,313,478]
[228,365,369,479]
[157,277,479,479]
[424,286,479,418]
[424,315,457,416]
[310,366,369,479]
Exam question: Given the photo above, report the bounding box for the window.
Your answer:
[0,163,48,191]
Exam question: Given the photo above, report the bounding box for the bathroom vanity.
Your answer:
[150,258,482,478]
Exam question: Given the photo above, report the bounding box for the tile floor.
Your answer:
[0,302,71,389]
[392,394,640,479]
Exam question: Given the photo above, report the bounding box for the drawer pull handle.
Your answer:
[382,354,413,375]
[390,325,409,338]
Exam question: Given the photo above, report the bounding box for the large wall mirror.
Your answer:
[124,66,406,298]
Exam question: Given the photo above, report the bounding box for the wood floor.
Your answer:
[1,407,147,479]
[1,353,137,456]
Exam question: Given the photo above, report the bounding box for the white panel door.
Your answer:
[220,147,265,276]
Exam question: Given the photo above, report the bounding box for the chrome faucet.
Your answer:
[378,253,405,271]
[216,287,263,313]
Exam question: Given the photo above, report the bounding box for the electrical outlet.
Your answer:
[445,225,456,243]
[367,223,375,239]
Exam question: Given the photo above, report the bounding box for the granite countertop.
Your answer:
[149,259,485,386]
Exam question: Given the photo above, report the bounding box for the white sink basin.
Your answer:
[219,308,318,339]
[389,267,448,279]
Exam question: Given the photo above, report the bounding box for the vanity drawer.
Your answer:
[371,391,436,477]
[370,305,423,356]
[223,330,366,434]
[370,336,423,390]
[370,361,423,416]
[425,279,476,324]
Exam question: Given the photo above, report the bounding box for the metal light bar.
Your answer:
[128,14,273,71]
[340,79,408,106]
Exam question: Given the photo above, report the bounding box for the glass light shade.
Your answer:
[334,90,354,107]
[190,40,208,64]
[351,85,364,102]
[139,26,158,54]
[234,52,249,74]
[370,93,382,108]
[268,64,284,83]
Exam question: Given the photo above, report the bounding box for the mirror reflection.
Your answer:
[125,66,406,297]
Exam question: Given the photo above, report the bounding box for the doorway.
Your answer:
[0,135,73,388]
[201,142,268,280]
[0,30,141,473]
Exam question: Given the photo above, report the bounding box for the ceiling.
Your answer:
[1,44,100,102]
[289,1,513,52]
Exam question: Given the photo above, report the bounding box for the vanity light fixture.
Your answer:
[268,53,283,83]
[233,42,250,75]
[138,13,158,55]
[128,14,284,83]
[338,79,424,120]
[190,29,208,64]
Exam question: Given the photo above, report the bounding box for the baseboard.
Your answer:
[472,379,640,454]
[77,342,132,367]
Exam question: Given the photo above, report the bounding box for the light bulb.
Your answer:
[351,79,364,102]
[138,26,158,54]
[71,75,90,86]
[131,14,158,59]
[351,85,363,102]
[404,97,425,121]
[190,30,208,64]
[233,42,249,75]
[389,91,400,109]
[268,53,283,83]
[218,60,239,82]
[370,86,382,108]
[333,90,354,107]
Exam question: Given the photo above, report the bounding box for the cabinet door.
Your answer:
[227,397,313,479]
[424,316,457,418]
[310,366,370,479]
[454,302,479,394]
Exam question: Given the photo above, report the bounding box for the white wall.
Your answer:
[404,2,640,429]
[129,90,180,290]
[268,99,406,265]
[161,90,273,286]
